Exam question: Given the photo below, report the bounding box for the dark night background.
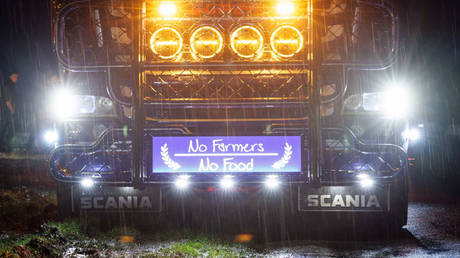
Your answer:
[0,0,460,192]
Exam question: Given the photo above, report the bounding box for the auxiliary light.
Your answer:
[190,26,224,59]
[150,27,183,59]
[230,25,264,59]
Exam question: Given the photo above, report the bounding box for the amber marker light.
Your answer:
[270,25,303,58]
[150,27,183,59]
[275,1,295,16]
[230,25,264,59]
[158,2,177,17]
[190,26,224,59]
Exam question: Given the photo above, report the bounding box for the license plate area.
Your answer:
[298,185,390,212]
[151,136,304,174]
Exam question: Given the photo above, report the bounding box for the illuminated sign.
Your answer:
[152,136,302,173]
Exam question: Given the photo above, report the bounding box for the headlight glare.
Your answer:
[158,2,176,17]
[174,175,191,190]
[402,128,420,141]
[357,174,374,188]
[44,130,58,144]
[52,88,77,120]
[51,89,114,120]
[81,178,95,188]
[220,175,235,190]
[276,2,295,16]
[363,87,411,118]
[264,175,281,190]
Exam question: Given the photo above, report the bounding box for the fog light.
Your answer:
[357,174,374,188]
[44,130,58,144]
[264,175,280,190]
[81,178,95,188]
[174,175,190,190]
[220,175,235,190]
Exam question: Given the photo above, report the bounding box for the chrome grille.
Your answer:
[143,69,310,102]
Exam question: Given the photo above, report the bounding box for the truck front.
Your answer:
[49,0,409,232]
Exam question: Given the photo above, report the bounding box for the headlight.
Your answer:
[51,88,77,119]
[190,26,224,59]
[97,96,114,113]
[270,25,303,58]
[51,89,114,120]
[150,27,183,59]
[345,87,411,118]
[363,87,410,118]
[344,94,362,111]
[230,25,264,59]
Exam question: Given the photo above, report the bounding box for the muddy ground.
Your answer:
[1,153,460,257]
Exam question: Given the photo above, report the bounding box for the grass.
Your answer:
[0,220,90,256]
[44,221,81,238]
[0,234,34,253]
[1,220,258,257]
[154,234,253,257]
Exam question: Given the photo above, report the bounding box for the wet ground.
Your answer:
[1,153,460,257]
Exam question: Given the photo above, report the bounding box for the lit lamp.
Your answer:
[190,26,224,59]
[158,2,177,17]
[150,27,183,59]
[230,25,264,59]
[270,25,303,58]
[276,2,295,16]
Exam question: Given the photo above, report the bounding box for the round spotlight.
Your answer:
[264,175,280,190]
[381,87,411,118]
[190,26,224,59]
[52,88,76,120]
[220,175,235,190]
[158,2,177,17]
[230,25,264,59]
[360,178,374,188]
[276,2,295,16]
[150,27,183,59]
[174,175,190,190]
[81,178,95,188]
[44,130,58,144]
[270,25,303,58]
[357,174,374,188]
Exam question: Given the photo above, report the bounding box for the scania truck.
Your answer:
[48,0,411,235]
